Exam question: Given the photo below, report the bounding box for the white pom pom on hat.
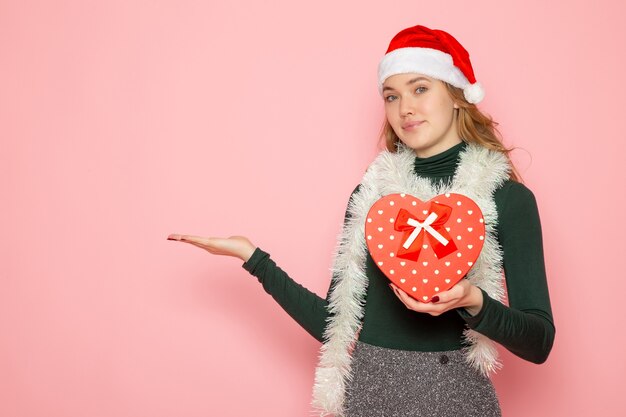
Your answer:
[463,81,485,104]
[378,25,485,104]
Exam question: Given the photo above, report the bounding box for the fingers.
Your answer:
[389,283,461,316]
[167,234,218,254]
[167,234,221,251]
[167,234,210,244]
[389,284,416,309]
[167,234,253,260]
[422,280,468,305]
[390,284,438,312]
[433,286,460,304]
[439,280,474,304]
[182,240,210,251]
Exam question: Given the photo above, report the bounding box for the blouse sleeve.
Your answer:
[241,185,361,343]
[456,181,556,364]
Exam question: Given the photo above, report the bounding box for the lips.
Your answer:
[402,120,424,130]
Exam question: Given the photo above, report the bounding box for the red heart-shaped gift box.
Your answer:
[365,193,485,302]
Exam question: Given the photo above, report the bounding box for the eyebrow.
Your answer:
[382,76,431,92]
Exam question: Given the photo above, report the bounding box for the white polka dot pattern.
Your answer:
[365,193,485,303]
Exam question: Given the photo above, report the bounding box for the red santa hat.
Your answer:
[378,25,485,104]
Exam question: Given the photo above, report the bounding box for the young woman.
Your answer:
[168,24,555,417]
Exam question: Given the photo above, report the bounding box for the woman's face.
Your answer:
[383,73,460,158]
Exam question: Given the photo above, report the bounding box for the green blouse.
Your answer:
[242,142,555,364]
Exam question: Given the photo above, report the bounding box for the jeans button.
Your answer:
[439,354,449,365]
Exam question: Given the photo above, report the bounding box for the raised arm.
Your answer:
[168,186,361,342]
[241,247,331,341]
[240,185,360,342]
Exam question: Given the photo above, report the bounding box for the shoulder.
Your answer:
[494,180,538,212]
[493,180,542,237]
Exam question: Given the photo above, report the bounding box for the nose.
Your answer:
[399,95,416,117]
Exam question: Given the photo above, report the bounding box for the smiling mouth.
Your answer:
[402,121,424,130]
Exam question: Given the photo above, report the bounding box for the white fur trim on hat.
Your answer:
[378,47,485,104]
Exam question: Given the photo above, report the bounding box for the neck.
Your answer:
[413,137,463,158]
[412,141,467,179]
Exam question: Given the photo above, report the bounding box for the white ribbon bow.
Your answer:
[402,212,450,249]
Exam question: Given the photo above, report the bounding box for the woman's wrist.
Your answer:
[463,284,484,317]
[240,245,257,263]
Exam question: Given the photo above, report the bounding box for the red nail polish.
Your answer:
[431,296,440,303]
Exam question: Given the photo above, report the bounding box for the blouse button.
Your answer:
[439,354,449,365]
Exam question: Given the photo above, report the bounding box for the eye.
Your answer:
[384,95,397,103]
[415,86,427,94]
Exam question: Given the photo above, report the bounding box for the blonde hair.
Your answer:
[379,82,521,182]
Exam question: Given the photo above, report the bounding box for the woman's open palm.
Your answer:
[167,234,256,262]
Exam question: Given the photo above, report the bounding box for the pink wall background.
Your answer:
[2,1,624,416]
